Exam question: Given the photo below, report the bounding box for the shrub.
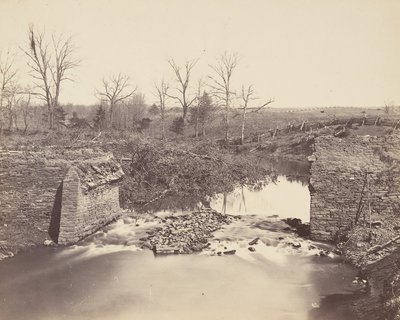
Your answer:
[170,117,184,135]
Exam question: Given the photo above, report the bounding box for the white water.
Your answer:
[0,177,359,320]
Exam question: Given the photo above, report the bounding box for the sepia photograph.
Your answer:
[0,0,399,319]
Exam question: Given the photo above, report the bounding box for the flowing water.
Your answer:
[0,173,361,320]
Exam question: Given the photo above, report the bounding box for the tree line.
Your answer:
[0,26,274,143]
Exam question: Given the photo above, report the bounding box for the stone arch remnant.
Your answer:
[0,149,124,258]
[56,159,124,245]
[58,166,81,244]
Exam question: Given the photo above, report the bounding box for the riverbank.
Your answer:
[1,126,398,319]
[338,224,400,320]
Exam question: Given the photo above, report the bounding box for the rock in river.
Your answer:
[248,237,259,246]
[140,209,236,255]
[223,250,236,255]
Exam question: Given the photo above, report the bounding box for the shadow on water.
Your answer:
[265,157,311,186]
[49,182,63,243]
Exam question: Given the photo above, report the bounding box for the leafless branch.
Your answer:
[96,73,137,126]
[167,57,198,120]
[154,79,170,139]
[208,52,239,140]
[21,25,78,129]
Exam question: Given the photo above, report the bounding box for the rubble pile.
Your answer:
[140,209,237,254]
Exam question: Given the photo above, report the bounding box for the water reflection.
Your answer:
[136,174,310,224]
[131,158,311,214]
[263,157,311,186]
[212,175,311,222]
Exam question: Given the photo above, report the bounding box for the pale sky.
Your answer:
[0,0,399,108]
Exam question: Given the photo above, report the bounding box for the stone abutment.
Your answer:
[0,148,124,256]
[309,135,400,241]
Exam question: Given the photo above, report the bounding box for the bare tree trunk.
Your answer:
[202,123,205,137]
[239,85,254,145]
[124,106,127,130]
[109,104,114,128]
[241,107,246,144]
[209,53,239,142]
[49,108,54,129]
[1,51,18,136]
[225,106,229,142]
[155,79,169,141]
[194,79,204,139]
[23,114,28,134]
[224,94,230,141]
[182,105,188,122]
[195,106,199,138]
[13,110,18,131]
[167,58,198,124]
[161,111,166,140]
[0,94,3,137]
[7,110,12,131]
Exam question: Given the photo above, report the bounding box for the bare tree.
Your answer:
[114,93,147,131]
[97,73,137,128]
[240,85,255,145]
[20,91,32,134]
[208,52,239,141]
[4,81,22,131]
[22,25,78,129]
[154,79,169,140]
[0,50,18,136]
[189,81,215,138]
[197,91,215,137]
[239,85,274,144]
[167,58,198,122]
[193,79,204,138]
[10,87,33,134]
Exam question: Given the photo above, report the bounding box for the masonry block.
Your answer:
[309,135,400,241]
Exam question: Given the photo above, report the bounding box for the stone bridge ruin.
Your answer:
[0,148,124,254]
[309,134,400,241]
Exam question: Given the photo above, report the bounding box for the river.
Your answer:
[0,174,362,320]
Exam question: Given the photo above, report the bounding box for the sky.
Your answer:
[0,0,399,108]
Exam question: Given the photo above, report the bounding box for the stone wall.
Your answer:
[0,148,124,254]
[309,135,400,241]
[309,135,400,318]
[57,166,122,244]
